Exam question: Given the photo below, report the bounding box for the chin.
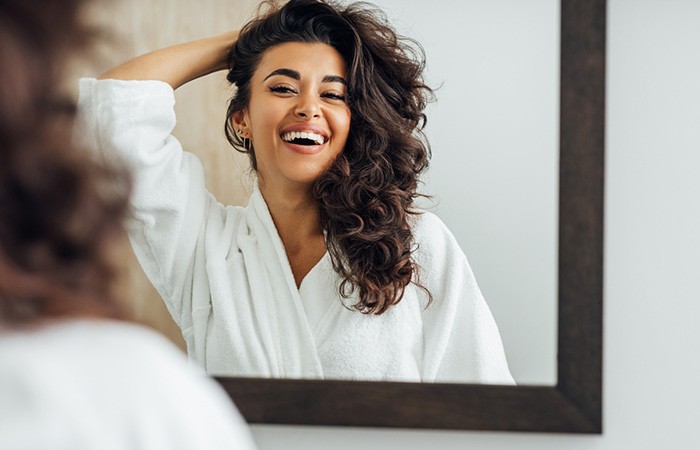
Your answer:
[285,172,326,187]
[285,160,335,184]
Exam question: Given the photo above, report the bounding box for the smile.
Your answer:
[281,131,327,146]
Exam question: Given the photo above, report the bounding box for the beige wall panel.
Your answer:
[83,0,263,350]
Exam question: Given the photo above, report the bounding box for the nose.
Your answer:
[294,93,321,119]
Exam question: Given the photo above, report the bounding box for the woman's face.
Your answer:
[235,41,351,193]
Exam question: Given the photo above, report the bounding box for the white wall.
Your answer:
[249,0,700,448]
[372,0,559,386]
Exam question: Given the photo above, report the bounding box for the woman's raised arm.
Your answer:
[99,31,238,89]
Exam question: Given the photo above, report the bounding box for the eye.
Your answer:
[269,85,296,94]
[321,92,346,101]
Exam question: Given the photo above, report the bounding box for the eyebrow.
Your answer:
[263,68,347,85]
[322,75,347,86]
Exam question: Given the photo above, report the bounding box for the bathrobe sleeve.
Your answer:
[74,78,219,331]
[413,212,515,384]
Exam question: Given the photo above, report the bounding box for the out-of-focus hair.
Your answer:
[225,0,433,314]
[0,0,131,325]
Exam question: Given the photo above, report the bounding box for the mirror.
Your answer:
[82,0,603,432]
[217,0,603,432]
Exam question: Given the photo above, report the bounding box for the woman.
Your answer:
[78,0,514,383]
[0,0,257,448]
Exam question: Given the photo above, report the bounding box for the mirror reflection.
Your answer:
[80,0,557,385]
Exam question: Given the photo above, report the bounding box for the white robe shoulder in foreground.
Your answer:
[0,320,257,450]
[75,77,514,385]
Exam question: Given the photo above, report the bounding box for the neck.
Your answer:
[258,178,323,253]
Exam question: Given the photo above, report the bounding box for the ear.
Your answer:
[231,110,250,138]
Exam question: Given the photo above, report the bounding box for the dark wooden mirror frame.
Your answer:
[216,0,605,434]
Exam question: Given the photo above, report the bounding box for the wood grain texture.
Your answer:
[558,0,605,431]
[217,378,600,432]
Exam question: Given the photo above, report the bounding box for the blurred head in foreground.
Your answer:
[0,5,258,448]
[0,0,130,327]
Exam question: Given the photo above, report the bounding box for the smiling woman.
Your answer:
[75,0,514,384]
[233,42,351,200]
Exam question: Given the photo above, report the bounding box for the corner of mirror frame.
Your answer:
[215,0,605,434]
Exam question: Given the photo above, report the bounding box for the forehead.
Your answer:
[255,42,348,80]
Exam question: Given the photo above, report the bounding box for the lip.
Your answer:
[279,123,330,155]
[281,139,327,155]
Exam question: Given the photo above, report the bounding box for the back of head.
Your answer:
[0,0,130,326]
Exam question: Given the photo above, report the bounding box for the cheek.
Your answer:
[335,111,352,145]
[248,99,282,135]
[249,120,278,153]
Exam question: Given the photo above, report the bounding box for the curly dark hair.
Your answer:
[0,0,130,325]
[225,0,434,314]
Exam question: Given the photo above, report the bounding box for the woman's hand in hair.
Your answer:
[99,31,239,90]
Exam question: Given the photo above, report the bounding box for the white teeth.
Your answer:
[281,131,325,145]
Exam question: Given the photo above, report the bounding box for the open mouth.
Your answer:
[281,131,327,146]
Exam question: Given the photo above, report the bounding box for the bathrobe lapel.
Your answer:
[244,187,324,378]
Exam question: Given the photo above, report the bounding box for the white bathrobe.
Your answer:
[76,78,514,385]
[0,320,257,450]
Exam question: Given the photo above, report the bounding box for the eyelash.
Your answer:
[269,85,346,101]
[269,85,295,94]
[323,93,346,101]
